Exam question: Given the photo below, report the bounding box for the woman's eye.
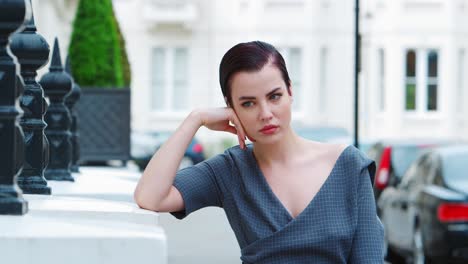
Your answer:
[270,93,282,100]
[241,101,254,107]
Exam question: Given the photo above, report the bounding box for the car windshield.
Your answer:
[392,146,425,178]
[442,152,468,185]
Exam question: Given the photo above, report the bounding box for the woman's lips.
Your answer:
[259,125,278,135]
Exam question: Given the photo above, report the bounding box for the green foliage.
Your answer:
[68,0,131,88]
[113,15,131,87]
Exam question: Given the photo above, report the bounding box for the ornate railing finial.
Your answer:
[40,37,74,182]
[10,0,52,194]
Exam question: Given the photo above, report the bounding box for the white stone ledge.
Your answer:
[0,214,167,264]
[0,167,167,263]
[25,194,158,226]
[48,166,140,203]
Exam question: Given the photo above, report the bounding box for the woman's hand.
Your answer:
[193,108,247,149]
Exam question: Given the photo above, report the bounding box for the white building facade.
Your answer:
[33,0,468,148]
[360,0,468,141]
[114,0,357,146]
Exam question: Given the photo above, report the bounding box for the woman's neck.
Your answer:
[252,128,303,166]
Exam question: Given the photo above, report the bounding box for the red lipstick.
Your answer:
[259,125,278,135]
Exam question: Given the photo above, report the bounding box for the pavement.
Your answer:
[159,207,240,264]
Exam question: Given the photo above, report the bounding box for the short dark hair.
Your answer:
[219,41,291,106]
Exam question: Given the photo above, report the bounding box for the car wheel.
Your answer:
[412,227,426,264]
[178,156,194,170]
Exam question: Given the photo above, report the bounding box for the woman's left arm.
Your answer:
[348,166,385,263]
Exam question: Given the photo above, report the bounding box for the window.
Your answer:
[427,50,438,110]
[405,50,417,110]
[279,47,303,112]
[319,47,327,113]
[378,48,385,111]
[151,47,189,112]
[404,49,439,112]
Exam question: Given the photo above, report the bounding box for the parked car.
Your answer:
[378,145,468,264]
[131,131,206,171]
[366,139,452,201]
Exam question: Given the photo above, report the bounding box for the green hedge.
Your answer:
[68,0,131,88]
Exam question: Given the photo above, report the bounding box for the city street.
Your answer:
[159,207,240,264]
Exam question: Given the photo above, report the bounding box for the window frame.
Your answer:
[150,46,190,113]
[278,46,304,114]
[377,48,385,112]
[403,48,440,114]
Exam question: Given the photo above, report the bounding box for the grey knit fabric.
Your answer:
[171,144,384,263]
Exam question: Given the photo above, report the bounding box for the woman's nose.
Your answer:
[258,103,273,121]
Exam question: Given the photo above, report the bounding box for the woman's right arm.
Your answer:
[133,108,246,213]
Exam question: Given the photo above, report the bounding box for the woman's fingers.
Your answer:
[228,110,246,149]
[224,125,238,135]
[246,134,256,142]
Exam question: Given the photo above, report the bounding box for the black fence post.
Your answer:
[40,38,74,182]
[10,0,52,194]
[65,56,81,173]
[0,0,30,215]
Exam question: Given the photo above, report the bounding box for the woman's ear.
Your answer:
[287,85,293,97]
[287,85,294,104]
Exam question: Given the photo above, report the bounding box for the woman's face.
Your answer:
[229,63,293,144]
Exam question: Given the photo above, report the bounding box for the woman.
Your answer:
[134,41,384,263]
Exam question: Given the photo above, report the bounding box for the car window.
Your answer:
[399,161,418,189]
[421,155,438,184]
[432,166,444,186]
[392,146,425,178]
[442,152,468,185]
[399,154,430,189]
[425,155,440,184]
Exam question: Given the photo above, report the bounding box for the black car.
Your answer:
[366,140,452,202]
[131,131,206,171]
[378,145,468,264]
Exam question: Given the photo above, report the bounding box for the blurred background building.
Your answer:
[360,0,468,140]
[32,0,468,154]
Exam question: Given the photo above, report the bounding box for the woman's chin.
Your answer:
[251,134,283,145]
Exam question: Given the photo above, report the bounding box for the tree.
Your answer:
[68,0,131,88]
